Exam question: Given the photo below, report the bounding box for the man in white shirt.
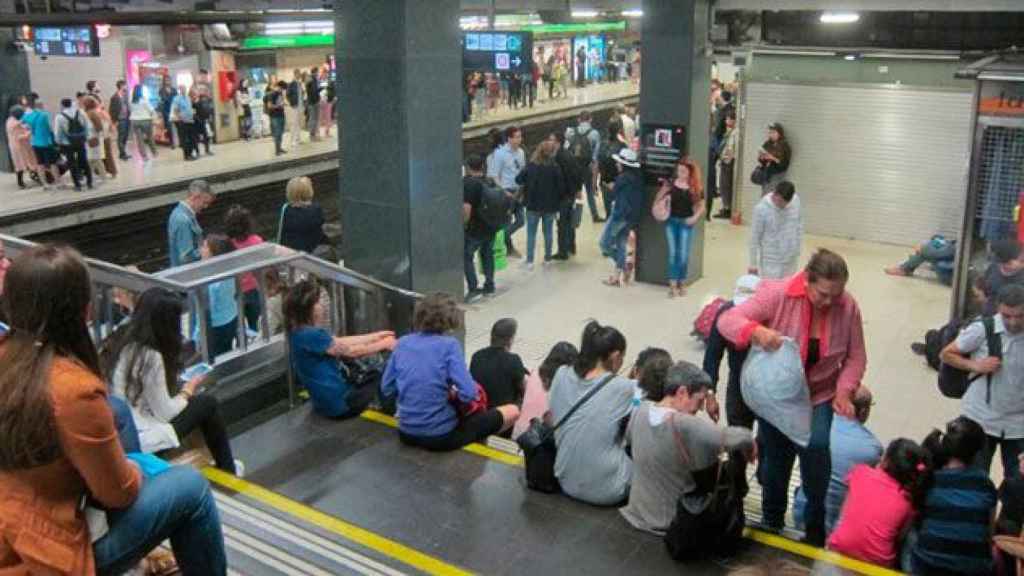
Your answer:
[748,180,802,279]
[619,103,636,143]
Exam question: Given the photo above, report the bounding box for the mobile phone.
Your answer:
[180,362,213,382]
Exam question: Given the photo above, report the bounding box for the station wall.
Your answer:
[27,29,126,114]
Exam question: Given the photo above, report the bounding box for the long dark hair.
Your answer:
[101,288,184,406]
[131,84,144,104]
[923,416,986,470]
[0,245,99,470]
[880,438,932,509]
[283,278,320,332]
[538,341,578,390]
[573,320,626,378]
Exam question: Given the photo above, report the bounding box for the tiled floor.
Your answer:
[462,215,960,458]
[0,80,638,219]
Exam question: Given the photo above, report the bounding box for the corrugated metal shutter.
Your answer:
[737,82,973,246]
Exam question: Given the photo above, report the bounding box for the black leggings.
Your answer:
[399,408,504,452]
[170,393,235,473]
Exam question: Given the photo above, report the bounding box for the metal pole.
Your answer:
[488,0,496,29]
[234,276,248,352]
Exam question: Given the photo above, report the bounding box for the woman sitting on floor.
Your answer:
[104,287,243,476]
[284,278,397,419]
[511,341,578,439]
[548,320,635,506]
[620,360,755,533]
[382,292,519,451]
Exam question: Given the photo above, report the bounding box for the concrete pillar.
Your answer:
[635,0,711,285]
[0,29,32,174]
[337,0,464,295]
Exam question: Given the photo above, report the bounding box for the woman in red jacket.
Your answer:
[717,248,866,546]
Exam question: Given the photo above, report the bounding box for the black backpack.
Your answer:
[62,112,87,147]
[937,315,1001,400]
[598,139,624,185]
[286,82,300,107]
[569,127,595,169]
[476,178,510,231]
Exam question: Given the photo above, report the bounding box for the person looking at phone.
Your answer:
[717,248,866,546]
[757,123,791,196]
[103,287,243,475]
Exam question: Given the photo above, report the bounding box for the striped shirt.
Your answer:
[912,467,996,576]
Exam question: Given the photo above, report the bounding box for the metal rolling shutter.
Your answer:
[737,82,973,246]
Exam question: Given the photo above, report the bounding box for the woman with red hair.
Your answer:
[655,158,705,297]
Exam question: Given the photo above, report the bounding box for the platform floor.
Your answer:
[0,81,638,220]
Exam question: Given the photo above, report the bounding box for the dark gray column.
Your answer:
[635,0,711,285]
[337,0,463,295]
[0,28,32,174]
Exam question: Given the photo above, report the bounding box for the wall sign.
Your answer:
[33,26,100,57]
[462,31,534,74]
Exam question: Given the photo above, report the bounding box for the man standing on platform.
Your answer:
[565,111,602,222]
[749,181,803,280]
[488,126,526,259]
[286,69,304,149]
[463,154,499,303]
[108,80,131,160]
[168,180,215,268]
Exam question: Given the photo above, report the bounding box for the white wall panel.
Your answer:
[738,81,973,246]
[28,33,125,115]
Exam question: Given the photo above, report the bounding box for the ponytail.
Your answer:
[573,320,627,378]
[880,438,932,509]
[923,416,986,471]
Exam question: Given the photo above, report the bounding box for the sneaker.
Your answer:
[482,286,496,297]
[507,248,523,259]
[521,261,535,271]
[233,459,246,478]
[464,290,484,304]
[551,253,569,261]
[910,342,927,356]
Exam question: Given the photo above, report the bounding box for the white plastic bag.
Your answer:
[741,338,811,447]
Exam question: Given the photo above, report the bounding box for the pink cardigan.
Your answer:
[717,272,866,406]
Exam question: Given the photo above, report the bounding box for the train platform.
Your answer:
[0,81,638,235]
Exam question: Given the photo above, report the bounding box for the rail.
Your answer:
[0,233,421,407]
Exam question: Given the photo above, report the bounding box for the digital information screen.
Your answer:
[462,31,534,74]
[640,124,687,185]
[33,26,99,57]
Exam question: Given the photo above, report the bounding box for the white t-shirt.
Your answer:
[110,345,187,453]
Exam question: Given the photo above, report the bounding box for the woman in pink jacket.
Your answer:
[717,248,866,546]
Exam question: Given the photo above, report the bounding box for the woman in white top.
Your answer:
[129,85,159,161]
[235,78,252,140]
[103,287,241,475]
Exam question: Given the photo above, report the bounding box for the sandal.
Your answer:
[602,276,622,287]
[144,549,178,576]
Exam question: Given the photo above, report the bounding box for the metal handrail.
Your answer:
[0,233,421,407]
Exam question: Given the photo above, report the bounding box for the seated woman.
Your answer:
[548,321,635,506]
[827,438,930,568]
[0,244,225,575]
[284,279,396,418]
[911,416,997,576]
[620,360,755,533]
[382,292,519,451]
[104,287,242,475]
[511,341,578,439]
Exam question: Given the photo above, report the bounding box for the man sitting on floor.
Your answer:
[470,318,529,437]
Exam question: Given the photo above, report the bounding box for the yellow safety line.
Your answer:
[743,528,904,576]
[356,410,901,575]
[360,409,525,468]
[203,468,473,576]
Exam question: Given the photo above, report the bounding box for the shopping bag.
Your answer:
[740,338,811,447]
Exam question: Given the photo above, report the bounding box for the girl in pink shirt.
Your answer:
[828,438,931,567]
[512,341,577,439]
[225,205,265,332]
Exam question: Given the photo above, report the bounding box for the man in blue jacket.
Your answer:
[167,180,215,268]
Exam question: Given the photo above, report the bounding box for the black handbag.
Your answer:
[663,422,748,561]
[516,373,615,493]
[750,165,768,186]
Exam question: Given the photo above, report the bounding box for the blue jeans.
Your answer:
[94,466,226,576]
[109,395,141,453]
[975,433,1024,481]
[756,402,833,543]
[526,211,556,263]
[464,233,495,292]
[270,115,286,153]
[504,199,525,251]
[664,217,694,282]
[599,217,632,271]
[582,162,600,219]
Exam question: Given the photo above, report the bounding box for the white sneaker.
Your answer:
[233,459,246,478]
[521,262,535,271]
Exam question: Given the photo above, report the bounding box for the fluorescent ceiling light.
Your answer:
[622,10,643,18]
[820,12,860,24]
[571,10,600,19]
[843,54,857,61]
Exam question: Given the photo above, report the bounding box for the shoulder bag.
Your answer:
[652,187,672,222]
[516,373,615,493]
[275,203,290,245]
[663,420,747,561]
[750,165,768,186]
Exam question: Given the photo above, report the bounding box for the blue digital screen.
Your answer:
[462,31,533,74]
[33,26,99,57]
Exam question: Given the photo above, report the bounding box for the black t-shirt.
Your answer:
[463,175,495,240]
[280,203,328,253]
[265,91,285,119]
[670,185,696,219]
[470,346,528,408]
[998,477,1024,536]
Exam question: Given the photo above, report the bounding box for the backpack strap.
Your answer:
[983,315,1002,405]
[547,373,616,439]
[276,203,289,244]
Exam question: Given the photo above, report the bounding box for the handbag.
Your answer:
[449,382,489,418]
[750,165,768,186]
[652,188,672,222]
[516,373,615,493]
[663,422,747,561]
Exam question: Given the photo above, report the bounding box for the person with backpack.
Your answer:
[54,97,92,191]
[940,283,1024,481]
[463,154,504,303]
[286,69,304,149]
[191,88,214,157]
[551,132,582,260]
[565,111,603,222]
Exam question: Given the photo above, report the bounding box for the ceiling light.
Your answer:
[844,54,857,61]
[622,10,643,18]
[820,12,860,24]
[571,10,599,19]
